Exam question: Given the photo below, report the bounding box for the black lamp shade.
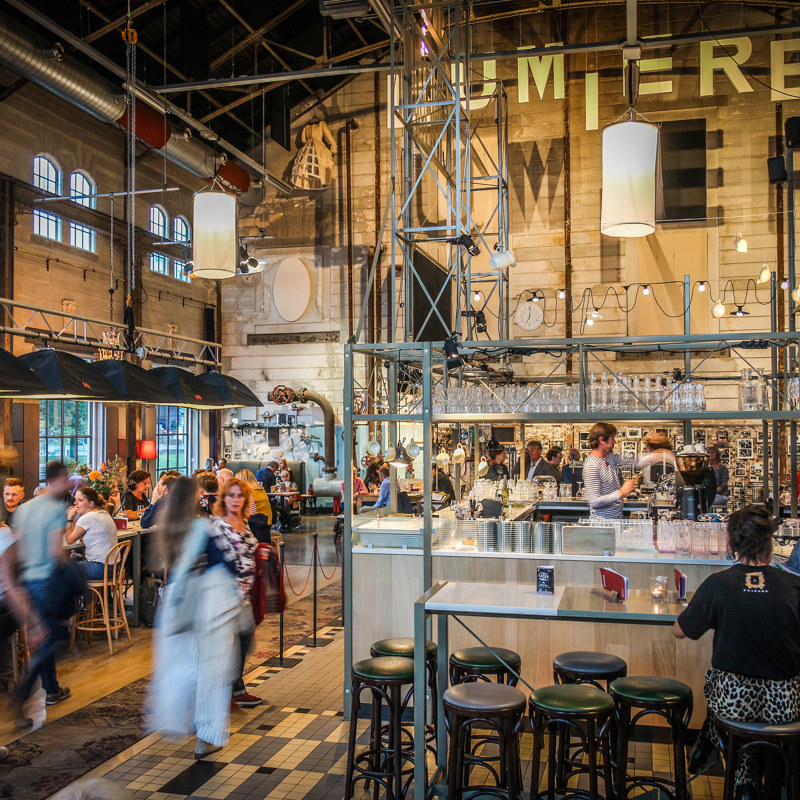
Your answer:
[197,371,262,408]
[19,349,123,401]
[92,359,173,405]
[148,366,226,409]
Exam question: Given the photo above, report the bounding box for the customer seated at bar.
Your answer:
[485,449,509,482]
[561,448,583,495]
[431,464,455,504]
[674,505,800,800]
[122,470,151,520]
[65,487,119,580]
[0,477,25,525]
[582,422,636,519]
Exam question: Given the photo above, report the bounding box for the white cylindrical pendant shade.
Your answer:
[192,190,238,279]
[600,120,659,238]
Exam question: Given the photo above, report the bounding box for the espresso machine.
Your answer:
[675,449,710,520]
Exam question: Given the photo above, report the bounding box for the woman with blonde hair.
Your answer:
[235,469,272,523]
[212,478,261,710]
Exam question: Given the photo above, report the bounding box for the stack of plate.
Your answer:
[456,520,497,551]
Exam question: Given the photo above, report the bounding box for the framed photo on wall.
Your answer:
[626,427,642,440]
[734,462,747,478]
[621,440,637,459]
[693,429,706,445]
[737,438,754,460]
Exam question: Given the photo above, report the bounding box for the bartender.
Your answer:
[486,449,510,482]
[582,422,636,519]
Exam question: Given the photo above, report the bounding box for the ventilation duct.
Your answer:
[0,10,252,195]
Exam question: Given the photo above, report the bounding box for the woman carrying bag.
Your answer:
[148,477,242,759]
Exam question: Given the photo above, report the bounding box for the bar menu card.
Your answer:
[599,567,629,601]
[537,565,554,595]
[674,568,688,601]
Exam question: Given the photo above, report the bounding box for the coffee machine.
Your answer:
[675,450,710,520]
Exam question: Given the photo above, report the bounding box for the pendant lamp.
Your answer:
[600,119,659,238]
[192,189,238,279]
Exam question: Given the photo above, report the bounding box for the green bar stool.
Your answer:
[714,715,800,800]
[444,682,526,800]
[529,684,615,800]
[345,656,417,800]
[449,646,522,686]
[610,676,693,800]
[371,637,439,754]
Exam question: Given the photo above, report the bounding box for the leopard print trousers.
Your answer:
[696,668,800,790]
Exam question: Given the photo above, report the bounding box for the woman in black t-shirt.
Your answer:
[674,505,800,798]
[123,469,152,520]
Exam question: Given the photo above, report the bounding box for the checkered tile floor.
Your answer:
[87,622,724,800]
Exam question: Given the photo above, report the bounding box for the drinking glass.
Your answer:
[676,525,692,558]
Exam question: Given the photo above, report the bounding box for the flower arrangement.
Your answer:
[71,456,127,499]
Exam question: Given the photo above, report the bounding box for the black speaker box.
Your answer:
[786,116,800,148]
[768,155,787,184]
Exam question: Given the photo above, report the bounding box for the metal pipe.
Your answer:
[788,144,797,517]
[683,275,692,445]
[345,120,356,341]
[296,388,338,475]
[312,531,318,647]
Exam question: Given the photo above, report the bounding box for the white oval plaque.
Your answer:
[273,257,311,322]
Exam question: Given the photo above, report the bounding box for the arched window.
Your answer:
[33,155,60,194]
[69,171,95,208]
[149,205,168,238]
[173,216,190,244]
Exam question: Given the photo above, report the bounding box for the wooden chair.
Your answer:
[70,540,133,655]
[0,626,29,689]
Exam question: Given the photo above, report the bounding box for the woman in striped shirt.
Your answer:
[582,422,636,520]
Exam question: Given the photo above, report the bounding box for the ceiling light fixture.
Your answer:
[730,305,749,317]
[781,279,789,290]
[698,281,707,292]
[192,188,238,279]
[711,300,726,318]
[642,284,650,295]
[734,233,748,253]
[757,264,771,284]
[586,317,595,327]
[558,288,566,299]
[472,289,482,303]
[489,249,516,270]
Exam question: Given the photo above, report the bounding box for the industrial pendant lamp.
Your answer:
[389,438,413,469]
[600,57,659,238]
[192,185,238,279]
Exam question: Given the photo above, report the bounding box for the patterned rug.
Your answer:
[0,579,343,800]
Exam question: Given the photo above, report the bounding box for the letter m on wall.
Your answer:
[517,48,565,103]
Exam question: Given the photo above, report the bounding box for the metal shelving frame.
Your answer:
[342,330,800,716]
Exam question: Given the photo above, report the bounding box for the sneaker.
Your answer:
[232,691,263,708]
[0,746,8,761]
[45,687,71,706]
[194,739,222,760]
[229,698,240,712]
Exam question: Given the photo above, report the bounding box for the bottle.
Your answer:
[739,368,757,411]
[501,478,509,508]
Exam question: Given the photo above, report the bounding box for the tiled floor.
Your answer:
[84,621,726,800]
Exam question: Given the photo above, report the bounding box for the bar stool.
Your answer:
[714,715,800,800]
[371,637,439,751]
[529,684,615,800]
[345,656,416,800]
[443,681,526,800]
[449,646,522,685]
[610,676,693,800]
[553,651,628,690]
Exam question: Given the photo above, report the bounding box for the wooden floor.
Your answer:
[0,626,154,748]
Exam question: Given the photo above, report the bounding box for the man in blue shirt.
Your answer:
[256,461,279,493]
[373,466,391,508]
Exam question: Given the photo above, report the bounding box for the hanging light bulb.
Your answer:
[734,233,748,253]
[792,286,800,304]
[472,289,483,303]
[730,305,749,317]
[192,189,238,279]
[532,291,540,302]
[600,120,659,237]
[711,300,726,318]
[642,284,651,295]
[591,308,602,319]
[698,281,707,292]
[757,264,771,284]
[558,289,566,299]
[586,317,595,327]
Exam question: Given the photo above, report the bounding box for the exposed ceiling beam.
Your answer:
[84,0,166,43]
[158,40,391,93]
[209,0,312,72]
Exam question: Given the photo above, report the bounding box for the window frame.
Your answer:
[69,171,96,208]
[173,216,191,244]
[69,221,96,252]
[33,154,60,195]
[33,209,61,241]
[149,252,169,275]
[174,258,191,283]
[39,399,92,481]
[155,406,194,475]
[149,205,168,239]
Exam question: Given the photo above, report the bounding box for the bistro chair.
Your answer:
[0,626,29,690]
[70,540,133,656]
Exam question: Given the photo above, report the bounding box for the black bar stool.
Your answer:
[714,715,800,800]
[443,681,526,800]
[345,656,417,800]
[449,646,522,685]
[370,637,439,752]
[553,651,628,690]
[610,676,693,800]
[529,684,615,800]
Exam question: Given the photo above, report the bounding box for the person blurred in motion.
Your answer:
[122,470,151,521]
[0,477,25,525]
[6,461,73,728]
[65,487,118,580]
[485,449,510,482]
[149,477,242,759]
[212,478,261,710]
[140,474,178,529]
